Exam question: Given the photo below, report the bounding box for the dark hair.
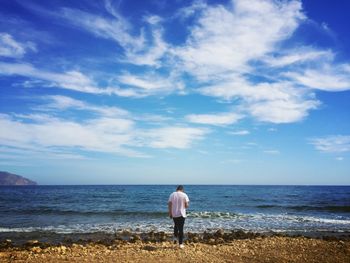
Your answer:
[176,185,184,191]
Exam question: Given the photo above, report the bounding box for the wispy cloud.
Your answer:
[0,32,36,58]
[117,71,183,96]
[229,130,250,135]
[285,64,350,91]
[309,135,350,153]
[173,0,304,80]
[185,112,243,126]
[0,96,209,158]
[36,95,129,117]
[0,62,104,93]
[200,78,320,123]
[1,0,350,127]
[0,62,147,97]
[169,0,326,123]
[59,7,144,53]
[58,2,169,67]
[139,126,208,149]
[262,48,334,68]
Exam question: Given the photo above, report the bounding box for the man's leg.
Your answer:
[178,217,185,245]
[173,217,179,239]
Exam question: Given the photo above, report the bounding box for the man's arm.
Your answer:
[185,194,189,208]
[184,201,189,208]
[168,201,172,218]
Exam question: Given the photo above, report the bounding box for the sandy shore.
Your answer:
[1,236,349,263]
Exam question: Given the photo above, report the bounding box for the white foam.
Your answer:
[1,213,349,234]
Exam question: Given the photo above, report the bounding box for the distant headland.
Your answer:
[0,171,37,186]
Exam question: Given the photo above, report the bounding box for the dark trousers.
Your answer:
[173,216,185,244]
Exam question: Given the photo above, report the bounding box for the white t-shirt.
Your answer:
[168,191,190,218]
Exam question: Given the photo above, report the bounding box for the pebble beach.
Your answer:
[1,232,350,263]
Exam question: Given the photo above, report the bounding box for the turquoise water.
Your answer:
[0,185,349,235]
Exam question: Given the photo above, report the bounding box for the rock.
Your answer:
[208,238,216,245]
[192,236,200,243]
[30,247,42,253]
[131,234,141,242]
[0,239,12,249]
[60,245,67,251]
[143,245,157,251]
[26,240,41,247]
[215,229,225,238]
[203,231,211,241]
[216,238,225,244]
[158,232,167,242]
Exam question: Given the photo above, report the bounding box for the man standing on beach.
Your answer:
[168,185,189,249]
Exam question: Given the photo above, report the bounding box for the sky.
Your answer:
[0,0,349,185]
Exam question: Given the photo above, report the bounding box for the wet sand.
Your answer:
[1,236,349,263]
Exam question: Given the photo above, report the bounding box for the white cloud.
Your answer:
[309,135,350,153]
[246,97,319,123]
[118,72,171,91]
[173,0,304,80]
[123,27,168,67]
[60,7,144,52]
[171,0,345,124]
[0,33,36,58]
[59,4,168,67]
[263,49,334,67]
[38,95,129,117]
[229,130,250,135]
[284,64,350,91]
[200,77,320,123]
[185,112,243,126]
[0,96,209,158]
[335,157,344,161]
[0,62,145,96]
[38,95,170,123]
[0,62,104,93]
[174,1,208,20]
[0,61,183,98]
[0,146,87,161]
[2,0,350,129]
[0,113,137,155]
[141,126,208,149]
[115,70,186,97]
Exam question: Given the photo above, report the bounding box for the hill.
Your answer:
[0,171,37,185]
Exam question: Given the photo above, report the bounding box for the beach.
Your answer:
[1,235,350,263]
[1,185,350,262]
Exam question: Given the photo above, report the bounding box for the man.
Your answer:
[168,185,189,249]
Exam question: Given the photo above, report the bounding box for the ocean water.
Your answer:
[0,185,349,237]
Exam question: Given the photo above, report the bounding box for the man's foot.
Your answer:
[172,237,178,244]
[179,244,185,249]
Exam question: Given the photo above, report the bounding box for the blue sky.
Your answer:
[0,0,349,185]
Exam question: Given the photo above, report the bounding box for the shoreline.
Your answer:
[1,230,350,248]
[1,235,349,263]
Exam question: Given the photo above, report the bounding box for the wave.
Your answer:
[188,211,243,219]
[3,208,168,217]
[251,213,350,225]
[1,213,349,235]
[256,205,350,213]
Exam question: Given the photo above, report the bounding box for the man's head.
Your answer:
[176,185,184,191]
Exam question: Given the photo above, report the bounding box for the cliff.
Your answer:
[0,171,37,185]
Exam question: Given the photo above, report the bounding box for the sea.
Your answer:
[1,185,350,243]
